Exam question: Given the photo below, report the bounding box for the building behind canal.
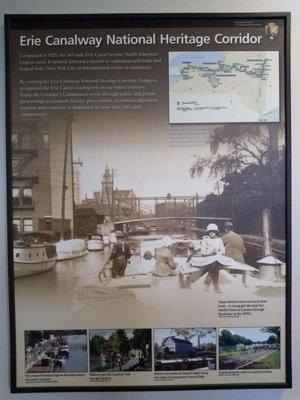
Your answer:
[75,201,110,238]
[80,165,137,220]
[12,116,74,239]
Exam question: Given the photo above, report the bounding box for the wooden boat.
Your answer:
[86,234,104,251]
[14,234,57,278]
[27,358,54,373]
[56,238,88,260]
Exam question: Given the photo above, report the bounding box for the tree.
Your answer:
[266,335,278,344]
[25,331,43,348]
[171,328,215,340]
[191,124,285,238]
[131,329,151,356]
[219,329,233,346]
[107,329,130,356]
[219,330,253,346]
[261,327,280,343]
[191,125,271,178]
[164,347,171,357]
[154,343,163,358]
[170,328,216,348]
[90,335,106,356]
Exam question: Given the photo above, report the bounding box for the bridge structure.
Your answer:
[113,194,206,219]
[114,216,231,232]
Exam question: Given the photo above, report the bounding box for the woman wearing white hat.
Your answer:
[186,223,225,293]
[154,236,179,277]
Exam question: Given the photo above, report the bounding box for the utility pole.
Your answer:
[262,208,272,256]
[111,169,115,221]
[72,158,83,238]
[263,124,279,256]
[60,116,71,240]
[73,158,83,204]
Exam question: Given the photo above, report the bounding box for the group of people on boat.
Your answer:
[101,221,246,293]
[153,221,246,293]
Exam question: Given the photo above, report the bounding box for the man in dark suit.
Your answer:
[104,231,131,278]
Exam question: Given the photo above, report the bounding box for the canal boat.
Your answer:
[27,357,55,373]
[128,225,151,236]
[86,234,104,251]
[56,238,88,260]
[14,233,57,278]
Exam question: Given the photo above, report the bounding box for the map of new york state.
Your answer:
[169,51,279,123]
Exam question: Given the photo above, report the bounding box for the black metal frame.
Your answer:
[5,12,292,392]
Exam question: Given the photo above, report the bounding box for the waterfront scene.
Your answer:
[25,330,87,374]
[154,328,216,371]
[12,113,286,328]
[15,227,286,330]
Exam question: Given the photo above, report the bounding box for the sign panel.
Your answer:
[5,13,291,392]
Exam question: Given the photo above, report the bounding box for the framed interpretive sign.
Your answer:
[5,13,291,392]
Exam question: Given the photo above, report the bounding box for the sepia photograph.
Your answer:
[12,113,287,326]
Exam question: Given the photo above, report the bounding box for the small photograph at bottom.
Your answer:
[25,330,87,373]
[154,328,216,371]
[219,327,280,370]
[89,329,152,372]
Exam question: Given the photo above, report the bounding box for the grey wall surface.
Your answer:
[0,0,299,399]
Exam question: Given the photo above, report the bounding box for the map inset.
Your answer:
[169,51,279,123]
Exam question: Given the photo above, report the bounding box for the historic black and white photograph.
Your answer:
[12,113,286,326]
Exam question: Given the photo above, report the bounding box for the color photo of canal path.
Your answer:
[89,329,152,372]
[219,327,280,370]
[25,330,87,373]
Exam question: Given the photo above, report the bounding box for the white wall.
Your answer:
[0,1,299,399]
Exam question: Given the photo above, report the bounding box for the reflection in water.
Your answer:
[14,236,158,324]
[15,232,270,327]
[54,335,87,373]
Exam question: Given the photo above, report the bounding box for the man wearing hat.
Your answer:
[154,236,178,277]
[103,231,131,278]
[222,221,247,286]
[222,221,246,263]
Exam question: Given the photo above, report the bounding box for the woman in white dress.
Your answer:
[186,223,225,293]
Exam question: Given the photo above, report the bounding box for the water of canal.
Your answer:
[54,334,87,373]
[15,233,186,325]
[14,231,269,328]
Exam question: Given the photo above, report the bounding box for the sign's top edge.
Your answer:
[4,12,291,19]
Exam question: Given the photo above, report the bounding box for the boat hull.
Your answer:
[14,258,57,278]
[57,249,88,261]
[87,240,104,251]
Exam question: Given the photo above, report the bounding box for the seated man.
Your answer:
[154,236,178,277]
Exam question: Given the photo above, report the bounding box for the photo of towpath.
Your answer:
[219,327,280,370]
